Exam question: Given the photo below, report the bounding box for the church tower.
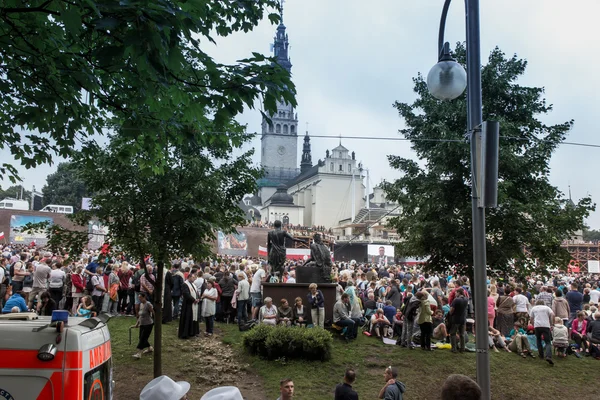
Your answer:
[260,2,298,176]
[300,131,312,173]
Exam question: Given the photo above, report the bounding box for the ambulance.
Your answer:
[0,312,114,399]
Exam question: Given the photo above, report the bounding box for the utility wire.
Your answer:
[114,128,600,149]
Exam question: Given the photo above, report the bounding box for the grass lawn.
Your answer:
[109,317,600,399]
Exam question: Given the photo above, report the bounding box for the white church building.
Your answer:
[245,7,377,230]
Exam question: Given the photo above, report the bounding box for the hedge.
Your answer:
[242,325,333,361]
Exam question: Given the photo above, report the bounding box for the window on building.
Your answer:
[290,125,295,134]
[348,164,352,172]
[269,124,274,133]
[330,163,334,171]
[283,125,288,134]
[276,124,281,133]
[339,164,343,171]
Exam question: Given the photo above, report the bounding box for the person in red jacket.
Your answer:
[71,266,86,315]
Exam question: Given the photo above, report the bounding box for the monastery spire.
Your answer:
[300,131,312,173]
[273,0,292,72]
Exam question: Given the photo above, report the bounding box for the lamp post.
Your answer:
[427,1,498,400]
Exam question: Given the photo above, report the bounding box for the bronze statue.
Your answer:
[302,233,332,282]
[267,220,305,280]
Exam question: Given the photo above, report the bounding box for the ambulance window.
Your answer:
[84,359,112,400]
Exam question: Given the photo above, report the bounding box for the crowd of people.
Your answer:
[2,242,599,399]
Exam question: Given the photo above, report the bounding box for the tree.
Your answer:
[583,228,600,242]
[37,122,260,377]
[42,162,89,211]
[0,185,30,201]
[383,45,595,281]
[0,0,294,181]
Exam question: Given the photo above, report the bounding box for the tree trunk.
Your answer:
[153,260,164,378]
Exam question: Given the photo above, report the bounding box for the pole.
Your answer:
[365,169,370,210]
[351,169,356,222]
[465,0,490,399]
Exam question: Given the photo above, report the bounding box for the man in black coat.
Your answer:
[178,271,200,339]
[334,368,359,400]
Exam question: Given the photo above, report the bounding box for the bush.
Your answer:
[242,324,271,355]
[243,325,333,361]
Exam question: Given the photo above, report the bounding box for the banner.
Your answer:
[217,231,248,256]
[81,197,92,210]
[286,248,311,261]
[258,245,267,257]
[588,260,600,273]
[9,215,53,246]
[88,221,109,250]
[568,260,580,273]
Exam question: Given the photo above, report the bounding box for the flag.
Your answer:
[0,232,4,240]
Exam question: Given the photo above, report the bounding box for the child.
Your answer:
[552,317,569,358]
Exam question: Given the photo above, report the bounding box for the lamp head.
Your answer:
[427,42,467,101]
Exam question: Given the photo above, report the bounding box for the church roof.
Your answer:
[270,185,294,205]
[332,144,348,152]
[285,161,321,188]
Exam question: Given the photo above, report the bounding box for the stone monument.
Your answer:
[297,233,332,283]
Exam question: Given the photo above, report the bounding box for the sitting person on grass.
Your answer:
[507,322,534,358]
[259,297,278,326]
[392,309,403,337]
[371,308,392,338]
[552,317,569,358]
[432,309,448,342]
[488,324,509,352]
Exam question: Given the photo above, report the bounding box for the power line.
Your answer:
[114,127,600,149]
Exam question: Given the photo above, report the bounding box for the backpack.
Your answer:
[86,276,95,293]
[132,271,142,292]
[239,321,256,332]
[404,300,419,321]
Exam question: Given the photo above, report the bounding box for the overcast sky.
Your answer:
[3,0,600,227]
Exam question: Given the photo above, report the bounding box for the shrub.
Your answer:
[242,324,271,355]
[242,325,333,361]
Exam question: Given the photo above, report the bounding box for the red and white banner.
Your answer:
[286,248,311,260]
[256,246,310,260]
[258,245,267,257]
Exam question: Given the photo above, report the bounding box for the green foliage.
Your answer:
[0,185,30,201]
[243,325,333,361]
[383,44,595,279]
[0,0,295,181]
[42,162,89,211]
[583,229,600,242]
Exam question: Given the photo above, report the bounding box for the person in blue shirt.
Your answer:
[2,291,28,313]
[566,283,584,321]
[383,300,396,323]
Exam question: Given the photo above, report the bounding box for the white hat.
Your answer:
[200,387,243,400]
[140,376,190,400]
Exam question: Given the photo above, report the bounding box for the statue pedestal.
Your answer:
[295,265,325,284]
[261,283,338,324]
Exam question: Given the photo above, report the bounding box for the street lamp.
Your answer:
[427,42,467,101]
[426,1,499,400]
